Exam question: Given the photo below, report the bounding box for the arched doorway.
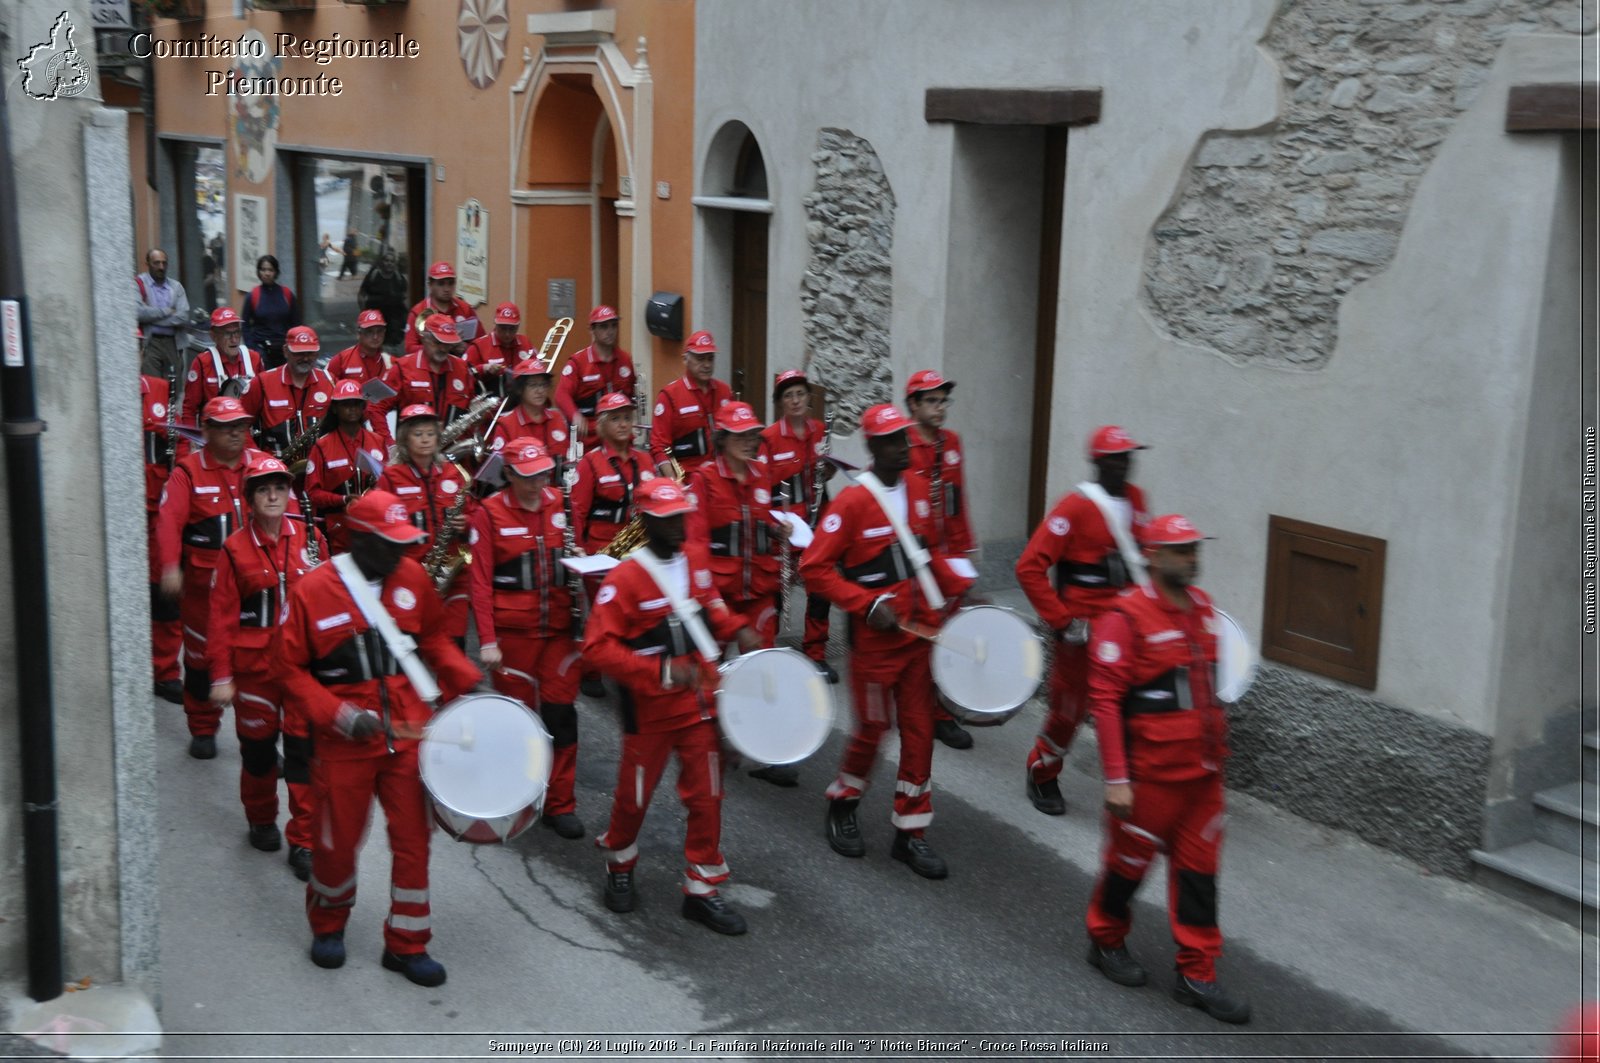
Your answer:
[696,122,773,416]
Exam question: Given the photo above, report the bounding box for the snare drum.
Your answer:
[931,605,1044,725]
[1213,609,1258,703]
[419,693,553,844]
[717,647,834,765]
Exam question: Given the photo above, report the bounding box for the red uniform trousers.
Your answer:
[233,667,314,849]
[1086,773,1226,979]
[825,640,937,835]
[491,631,582,816]
[178,571,221,736]
[1028,641,1091,784]
[596,718,729,896]
[307,748,433,955]
[801,590,832,664]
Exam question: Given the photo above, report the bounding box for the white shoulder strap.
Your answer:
[626,548,721,663]
[331,553,442,702]
[856,472,946,609]
[1075,481,1150,590]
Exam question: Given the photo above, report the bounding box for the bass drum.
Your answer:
[419,693,553,844]
[1213,608,1258,704]
[931,605,1044,725]
[718,647,835,765]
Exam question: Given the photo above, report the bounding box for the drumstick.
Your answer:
[900,622,984,662]
[391,723,476,750]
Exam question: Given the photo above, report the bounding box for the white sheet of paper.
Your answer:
[946,557,978,580]
[771,510,814,549]
[562,554,619,575]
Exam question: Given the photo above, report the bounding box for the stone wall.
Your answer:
[1143,0,1588,368]
[801,128,895,430]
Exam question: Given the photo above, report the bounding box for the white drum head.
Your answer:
[931,606,1044,718]
[419,694,552,820]
[718,648,834,765]
[1213,609,1258,703]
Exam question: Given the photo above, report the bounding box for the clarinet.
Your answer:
[808,408,834,527]
[300,491,321,566]
[562,442,584,638]
[931,430,946,547]
[165,361,179,469]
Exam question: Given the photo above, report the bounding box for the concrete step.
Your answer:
[1585,731,1598,785]
[1472,839,1600,930]
[1534,781,1600,856]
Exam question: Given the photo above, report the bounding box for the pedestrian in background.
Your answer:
[242,254,301,371]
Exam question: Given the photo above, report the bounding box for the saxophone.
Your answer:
[283,415,327,475]
[602,456,685,558]
[438,394,501,458]
[422,462,475,592]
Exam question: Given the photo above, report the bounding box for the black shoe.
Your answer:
[287,846,312,882]
[825,799,865,858]
[749,764,800,788]
[604,869,636,913]
[934,718,974,750]
[153,680,182,705]
[541,812,585,839]
[681,893,747,935]
[382,950,447,987]
[1027,775,1067,816]
[580,675,608,698]
[814,661,839,684]
[309,932,345,969]
[248,823,282,852]
[1173,974,1252,1024]
[890,831,949,879]
[1087,941,1148,987]
[188,735,217,760]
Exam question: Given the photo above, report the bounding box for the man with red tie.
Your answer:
[404,261,483,356]
[242,325,335,459]
[556,305,637,451]
[649,330,733,477]
[304,381,388,554]
[466,302,537,399]
[181,307,265,425]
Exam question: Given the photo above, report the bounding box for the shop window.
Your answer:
[1262,516,1385,689]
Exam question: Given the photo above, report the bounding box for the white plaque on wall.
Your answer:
[456,199,489,307]
[233,194,267,295]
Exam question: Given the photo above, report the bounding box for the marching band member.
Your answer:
[555,304,636,451]
[467,439,585,840]
[1015,425,1150,816]
[156,396,268,758]
[326,310,394,388]
[276,490,482,985]
[241,325,334,459]
[584,478,760,934]
[485,359,572,463]
[905,369,977,751]
[181,307,264,426]
[142,368,182,704]
[403,261,483,356]
[800,404,975,879]
[760,369,837,682]
[465,302,536,399]
[376,405,473,641]
[1083,514,1249,1025]
[373,315,476,435]
[305,381,387,555]
[206,455,327,878]
[648,330,732,477]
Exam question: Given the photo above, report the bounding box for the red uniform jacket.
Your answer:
[486,405,573,464]
[467,488,575,646]
[686,457,785,602]
[907,426,974,555]
[649,376,733,474]
[143,375,177,580]
[759,417,826,517]
[465,333,536,397]
[375,459,474,565]
[555,344,637,446]
[1088,583,1228,785]
[404,296,484,355]
[324,345,393,387]
[156,449,263,580]
[569,443,652,553]
[371,352,478,430]
[583,552,746,733]
[241,365,335,456]
[800,474,974,655]
[207,517,326,685]
[276,558,481,759]
[1015,484,1150,632]
[181,345,265,424]
[304,427,388,548]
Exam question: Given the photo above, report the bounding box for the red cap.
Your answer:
[595,392,634,415]
[714,401,763,433]
[423,315,461,344]
[1140,514,1211,547]
[330,380,366,403]
[285,326,320,353]
[509,358,554,380]
[684,330,717,355]
[494,302,521,325]
[637,478,697,518]
[861,403,914,437]
[772,369,809,398]
[427,261,456,280]
[1087,424,1145,459]
[357,309,386,329]
[210,307,242,329]
[244,455,292,488]
[397,404,439,427]
[906,369,954,398]
[346,490,428,544]
[589,305,620,325]
[503,438,556,478]
[202,396,251,424]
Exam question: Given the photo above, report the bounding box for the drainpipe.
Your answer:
[0,78,65,1004]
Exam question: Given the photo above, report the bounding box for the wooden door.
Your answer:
[731,211,768,413]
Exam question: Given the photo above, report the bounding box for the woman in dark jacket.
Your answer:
[242,254,300,369]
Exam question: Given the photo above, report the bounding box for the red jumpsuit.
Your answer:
[569,442,651,555]
[555,344,637,450]
[800,475,974,833]
[403,296,484,355]
[370,352,478,434]
[907,426,975,556]
[465,333,535,398]
[648,376,733,475]
[276,558,481,956]
[760,417,832,663]
[1084,582,1229,980]
[143,375,182,684]
[686,457,785,646]
[583,552,746,895]
[181,345,266,425]
[485,405,573,468]
[324,345,393,387]
[207,518,326,847]
[467,488,583,814]
[1015,484,1150,783]
[241,365,335,458]
[304,427,387,554]
[375,460,475,638]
